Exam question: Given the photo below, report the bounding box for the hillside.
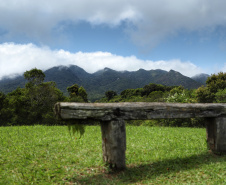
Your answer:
[0,65,203,101]
[191,73,210,85]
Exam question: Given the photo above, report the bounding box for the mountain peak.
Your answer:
[56,65,69,71]
[0,65,203,101]
[191,73,210,85]
[138,68,146,72]
[192,73,210,78]
[104,67,111,71]
[168,69,183,76]
[169,69,180,73]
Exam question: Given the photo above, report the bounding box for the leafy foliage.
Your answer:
[66,84,89,137]
[68,121,86,138]
[141,83,167,96]
[121,88,142,99]
[195,86,214,103]
[24,68,45,87]
[165,86,196,103]
[0,65,202,101]
[215,89,226,103]
[78,86,88,102]
[206,72,226,93]
[196,72,226,103]
[67,84,88,102]
[105,90,117,101]
[98,82,208,127]
[0,91,10,125]
[0,70,224,128]
[0,69,66,126]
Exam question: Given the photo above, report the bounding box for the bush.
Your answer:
[196,72,226,103]
[166,87,196,103]
[105,91,117,101]
[215,89,226,103]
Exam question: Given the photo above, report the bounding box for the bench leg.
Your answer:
[100,119,126,170]
[206,116,226,155]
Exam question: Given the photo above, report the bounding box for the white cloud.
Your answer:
[1,0,226,46]
[0,43,203,79]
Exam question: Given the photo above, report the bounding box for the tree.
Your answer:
[168,86,184,95]
[26,81,66,124]
[4,68,66,125]
[206,72,226,94]
[141,83,166,96]
[34,82,65,124]
[67,84,79,97]
[215,89,226,103]
[67,84,88,102]
[105,91,117,101]
[120,89,142,99]
[0,91,6,110]
[6,87,30,125]
[195,86,214,103]
[196,72,226,103]
[24,68,45,87]
[0,92,9,125]
[148,91,164,102]
[78,86,88,102]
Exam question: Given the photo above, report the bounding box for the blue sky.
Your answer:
[0,0,226,79]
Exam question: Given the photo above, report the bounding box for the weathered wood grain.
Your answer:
[54,102,226,170]
[55,102,226,121]
[101,119,126,170]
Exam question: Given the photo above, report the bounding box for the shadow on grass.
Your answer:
[73,152,225,184]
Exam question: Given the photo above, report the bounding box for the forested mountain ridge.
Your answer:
[0,65,203,101]
[191,73,210,85]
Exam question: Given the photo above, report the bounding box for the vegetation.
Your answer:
[1,70,224,127]
[0,65,203,101]
[0,69,64,126]
[0,69,225,136]
[105,90,117,101]
[67,84,88,102]
[0,70,225,184]
[196,72,226,103]
[0,125,225,184]
[98,84,201,127]
[0,68,88,126]
[97,72,226,127]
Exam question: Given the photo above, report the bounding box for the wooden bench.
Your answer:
[54,102,226,170]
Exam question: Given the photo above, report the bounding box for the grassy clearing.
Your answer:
[0,125,225,184]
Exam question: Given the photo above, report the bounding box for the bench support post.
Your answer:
[100,119,126,170]
[206,116,226,155]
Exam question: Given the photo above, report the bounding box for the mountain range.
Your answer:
[0,65,208,101]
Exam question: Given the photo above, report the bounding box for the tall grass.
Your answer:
[0,125,225,184]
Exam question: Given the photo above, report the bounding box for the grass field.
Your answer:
[0,125,226,184]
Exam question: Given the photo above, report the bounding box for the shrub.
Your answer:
[215,89,226,103]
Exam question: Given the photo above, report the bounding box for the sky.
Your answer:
[1,0,226,80]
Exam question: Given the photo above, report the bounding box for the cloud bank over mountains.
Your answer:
[0,43,203,79]
[1,1,226,79]
[1,0,226,46]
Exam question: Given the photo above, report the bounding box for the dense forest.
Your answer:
[0,68,225,127]
[0,65,205,101]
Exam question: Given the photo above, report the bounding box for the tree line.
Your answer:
[100,72,225,104]
[0,68,225,127]
[98,72,226,127]
[0,68,87,126]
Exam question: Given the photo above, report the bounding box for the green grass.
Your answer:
[0,125,226,184]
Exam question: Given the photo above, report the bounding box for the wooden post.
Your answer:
[100,119,126,170]
[54,102,226,168]
[206,116,226,155]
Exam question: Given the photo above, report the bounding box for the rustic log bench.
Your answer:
[54,102,226,170]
